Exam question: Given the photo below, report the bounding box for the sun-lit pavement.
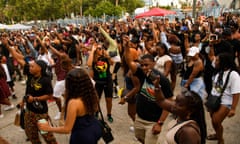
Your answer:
[0,69,240,144]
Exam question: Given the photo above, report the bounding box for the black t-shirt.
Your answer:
[25,64,53,114]
[213,40,234,56]
[134,67,173,122]
[228,39,240,56]
[92,56,111,84]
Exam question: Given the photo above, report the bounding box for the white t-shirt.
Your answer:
[211,70,240,105]
[37,52,53,66]
[154,55,172,74]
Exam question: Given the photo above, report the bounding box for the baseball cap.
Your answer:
[187,46,199,57]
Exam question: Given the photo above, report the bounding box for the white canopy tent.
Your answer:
[0,24,8,29]
[6,24,32,30]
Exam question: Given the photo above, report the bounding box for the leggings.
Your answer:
[112,62,121,86]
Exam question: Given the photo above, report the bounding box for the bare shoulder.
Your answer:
[68,98,84,108]
[181,122,200,134]
[68,98,86,115]
[176,121,201,143]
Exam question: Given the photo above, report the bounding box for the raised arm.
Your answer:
[87,44,97,67]
[2,36,25,67]
[154,77,175,113]
[123,36,138,74]
[99,26,118,51]
[48,44,64,57]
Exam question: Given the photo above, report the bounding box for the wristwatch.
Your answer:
[157,120,164,126]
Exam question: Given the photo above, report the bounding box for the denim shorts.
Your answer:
[181,77,207,100]
[222,104,231,109]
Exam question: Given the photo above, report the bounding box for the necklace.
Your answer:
[31,76,42,90]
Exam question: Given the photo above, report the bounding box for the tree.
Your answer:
[0,0,145,23]
[84,1,123,17]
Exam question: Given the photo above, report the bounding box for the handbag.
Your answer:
[32,100,44,110]
[98,104,114,143]
[14,110,21,126]
[205,70,231,112]
[20,108,25,129]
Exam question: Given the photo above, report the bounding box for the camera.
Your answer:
[209,34,218,41]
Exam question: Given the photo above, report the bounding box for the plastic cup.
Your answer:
[38,119,48,134]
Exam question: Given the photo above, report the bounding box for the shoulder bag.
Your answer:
[205,70,231,112]
[98,104,114,143]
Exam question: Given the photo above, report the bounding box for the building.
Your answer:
[143,0,181,8]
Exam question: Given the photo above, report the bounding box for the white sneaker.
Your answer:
[54,112,61,120]
[129,126,135,132]
[0,114,4,118]
[4,104,15,111]
[113,95,118,98]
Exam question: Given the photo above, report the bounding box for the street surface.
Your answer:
[0,69,240,144]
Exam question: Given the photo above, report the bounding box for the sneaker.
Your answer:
[0,114,4,118]
[113,95,118,98]
[129,126,135,132]
[4,104,15,111]
[12,94,17,99]
[107,115,113,123]
[54,112,61,120]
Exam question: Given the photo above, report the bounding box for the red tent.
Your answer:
[135,8,176,19]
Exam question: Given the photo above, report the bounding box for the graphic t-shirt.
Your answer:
[27,76,53,114]
[92,56,111,84]
[134,68,173,122]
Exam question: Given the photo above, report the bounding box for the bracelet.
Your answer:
[124,96,128,100]
[34,97,39,101]
[157,120,164,126]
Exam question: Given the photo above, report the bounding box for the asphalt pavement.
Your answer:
[0,70,240,144]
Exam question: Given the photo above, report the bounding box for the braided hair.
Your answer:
[182,89,207,144]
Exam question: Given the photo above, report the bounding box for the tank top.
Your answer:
[183,65,202,80]
[70,115,102,144]
[165,120,196,144]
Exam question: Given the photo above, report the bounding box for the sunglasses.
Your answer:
[96,47,103,50]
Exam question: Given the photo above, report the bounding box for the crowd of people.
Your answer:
[1,12,240,144]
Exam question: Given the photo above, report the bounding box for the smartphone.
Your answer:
[149,71,158,81]
[215,28,223,33]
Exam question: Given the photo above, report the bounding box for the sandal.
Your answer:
[207,134,217,140]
